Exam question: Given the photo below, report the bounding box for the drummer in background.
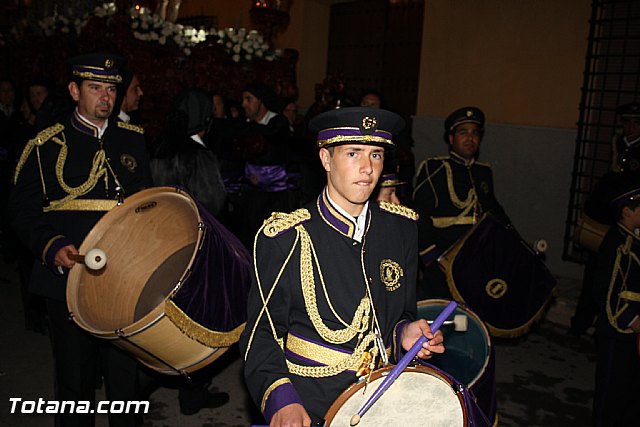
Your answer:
[8,53,152,427]
[374,171,405,205]
[412,106,510,299]
[239,107,444,426]
[592,185,640,426]
[571,102,640,336]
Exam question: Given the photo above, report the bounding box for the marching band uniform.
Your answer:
[592,188,640,426]
[9,53,151,427]
[412,107,509,298]
[239,108,420,424]
[571,103,640,336]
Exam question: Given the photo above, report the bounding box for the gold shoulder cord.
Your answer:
[14,124,113,211]
[244,221,379,378]
[606,236,640,333]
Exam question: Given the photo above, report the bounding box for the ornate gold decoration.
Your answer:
[165,300,245,347]
[104,58,113,68]
[362,116,377,130]
[378,200,418,221]
[43,199,117,212]
[485,279,508,299]
[117,121,144,134]
[263,209,311,237]
[380,259,403,291]
[120,154,137,173]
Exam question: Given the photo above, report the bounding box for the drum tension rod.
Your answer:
[114,328,190,379]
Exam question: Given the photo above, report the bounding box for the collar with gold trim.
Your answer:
[317,189,368,239]
[449,150,476,166]
[70,109,108,138]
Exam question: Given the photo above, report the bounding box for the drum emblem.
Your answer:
[120,154,137,172]
[380,259,403,291]
[485,279,507,298]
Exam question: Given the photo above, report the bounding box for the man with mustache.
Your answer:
[9,52,152,426]
[412,106,510,299]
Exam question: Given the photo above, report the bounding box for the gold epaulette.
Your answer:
[430,155,449,161]
[117,121,144,134]
[378,201,419,221]
[475,161,492,167]
[263,208,311,238]
[13,123,65,184]
[33,123,65,146]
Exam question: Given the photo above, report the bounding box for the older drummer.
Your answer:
[9,53,152,426]
[412,106,511,299]
[239,107,444,426]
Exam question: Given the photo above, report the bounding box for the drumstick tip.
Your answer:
[350,414,361,426]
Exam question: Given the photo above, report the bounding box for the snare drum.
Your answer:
[66,186,251,374]
[324,365,491,426]
[418,299,497,426]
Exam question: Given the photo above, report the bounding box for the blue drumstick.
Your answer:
[349,301,457,426]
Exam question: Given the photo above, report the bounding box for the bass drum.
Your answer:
[418,299,497,426]
[66,186,251,375]
[324,365,490,427]
[438,213,556,338]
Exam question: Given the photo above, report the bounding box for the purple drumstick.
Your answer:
[349,300,458,426]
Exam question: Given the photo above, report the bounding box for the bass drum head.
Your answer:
[67,187,201,335]
[417,299,490,388]
[324,365,466,426]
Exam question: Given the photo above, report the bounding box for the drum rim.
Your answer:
[324,364,468,426]
[66,186,206,336]
[417,298,492,389]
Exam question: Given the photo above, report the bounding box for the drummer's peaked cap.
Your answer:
[616,102,640,119]
[445,106,485,132]
[610,185,640,208]
[65,52,125,84]
[309,106,405,149]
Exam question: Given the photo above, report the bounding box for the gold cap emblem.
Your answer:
[466,110,474,118]
[104,59,113,68]
[362,116,377,130]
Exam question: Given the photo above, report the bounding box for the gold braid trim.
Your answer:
[165,300,245,347]
[619,290,640,302]
[606,236,640,333]
[243,224,301,361]
[299,227,370,344]
[263,209,311,238]
[261,378,292,413]
[117,121,144,134]
[46,140,109,211]
[378,200,418,221]
[13,123,64,184]
[286,333,377,378]
[443,161,476,209]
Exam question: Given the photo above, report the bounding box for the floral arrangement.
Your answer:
[6,2,279,60]
[129,6,208,56]
[216,27,280,63]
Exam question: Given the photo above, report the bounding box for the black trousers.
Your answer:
[593,329,640,426]
[47,299,139,427]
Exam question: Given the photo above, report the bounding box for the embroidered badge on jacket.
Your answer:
[380,259,403,291]
[120,154,137,173]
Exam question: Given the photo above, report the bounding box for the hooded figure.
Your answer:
[151,88,226,216]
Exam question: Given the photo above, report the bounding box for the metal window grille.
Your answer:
[563,0,640,263]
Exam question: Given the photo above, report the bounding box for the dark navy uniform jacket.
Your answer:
[239,189,419,424]
[593,223,640,336]
[9,109,152,301]
[412,151,509,266]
